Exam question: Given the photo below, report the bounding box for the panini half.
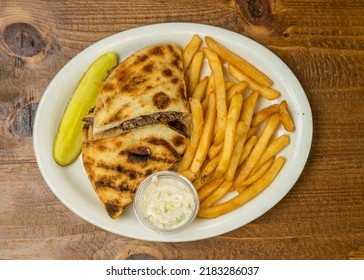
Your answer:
[82,123,187,219]
[91,43,190,140]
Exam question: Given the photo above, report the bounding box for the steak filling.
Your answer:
[83,111,189,140]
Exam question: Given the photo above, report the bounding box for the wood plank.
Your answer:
[1,230,363,260]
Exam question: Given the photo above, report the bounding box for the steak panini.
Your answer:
[81,43,191,219]
[89,43,190,140]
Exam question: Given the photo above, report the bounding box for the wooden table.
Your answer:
[0,0,363,260]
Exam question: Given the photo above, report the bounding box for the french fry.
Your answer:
[229,64,280,100]
[279,100,295,132]
[178,98,204,171]
[192,76,209,101]
[200,153,221,180]
[179,169,197,181]
[251,104,279,128]
[234,113,281,192]
[200,180,234,209]
[205,73,215,95]
[245,127,259,142]
[225,80,234,91]
[188,50,204,96]
[226,82,247,106]
[208,119,242,160]
[201,92,210,114]
[194,172,213,191]
[205,36,272,87]
[226,122,249,192]
[215,93,243,177]
[238,135,258,166]
[189,93,216,175]
[198,157,286,219]
[201,75,215,114]
[198,177,225,203]
[203,48,227,146]
[240,90,259,125]
[251,134,290,174]
[225,122,249,181]
[208,142,223,159]
[240,157,275,188]
[183,34,202,70]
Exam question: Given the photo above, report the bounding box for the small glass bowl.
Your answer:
[134,171,199,233]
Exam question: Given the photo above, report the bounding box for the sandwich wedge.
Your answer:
[90,43,190,140]
[81,43,191,219]
[82,123,187,219]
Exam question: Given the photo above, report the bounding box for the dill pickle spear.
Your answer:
[53,52,118,166]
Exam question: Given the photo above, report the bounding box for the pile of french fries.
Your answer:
[177,35,295,219]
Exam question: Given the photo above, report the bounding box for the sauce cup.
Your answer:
[134,171,199,233]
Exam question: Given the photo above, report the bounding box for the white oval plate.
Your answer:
[33,23,312,242]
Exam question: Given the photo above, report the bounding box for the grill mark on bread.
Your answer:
[150,46,164,56]
[116,70,129,83]
[103,83,115,91]
[128,171,137,180]
[95,162,144,178]
[143,63,154,73]
[108,103,131,123]
[118,185,131,192]
[95,144,107,152]
[162,68,172,77]
[146,137,180,160]
[95,174,138,192]
[171,77,179,84]
[136,54,148,63]
[105,202,121,217]
[122,75,147,92]
[125,146,151,166]
[131,146,151,155]
[118,150,177,164]
[153,91,170,109]
[172,135,185,147]
[172,57,182,71]
[167,45,174,53]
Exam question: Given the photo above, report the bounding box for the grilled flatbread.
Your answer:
[91,43,190,140]
[82,123,187,219]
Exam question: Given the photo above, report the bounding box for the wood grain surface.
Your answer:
[0,0,363,260]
